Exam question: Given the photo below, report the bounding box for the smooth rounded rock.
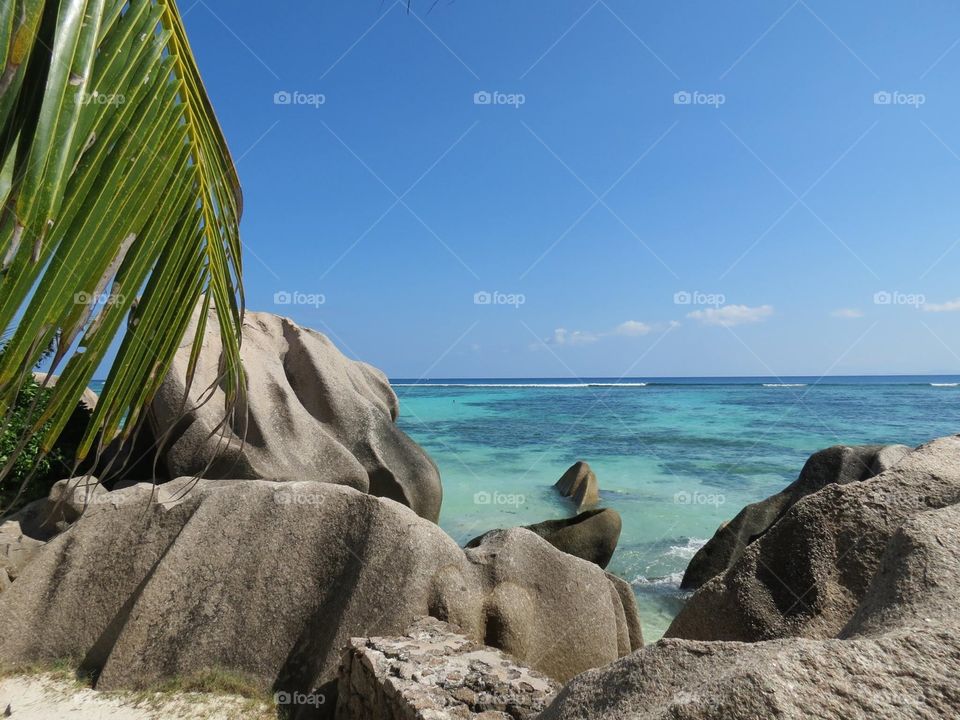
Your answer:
[150,306,443,522]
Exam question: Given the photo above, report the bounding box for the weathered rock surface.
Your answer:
[0,476,102,584]
[553,461,598,509]
[335,617,559,719]
[541,499,960,719]
[46,476,108,523]
[0,479,641,694]
[681,443,911,590]
[0,501,51,584]
[668,436,960,641]
[466,508,622,569]
[150,307,442,521]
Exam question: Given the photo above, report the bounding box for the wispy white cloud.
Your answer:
[923,298,960,313]
[687,304,773,327]
[831,308,863,319]
[547,328,600,346]
[544,319,658,346]
[613,320,653,337]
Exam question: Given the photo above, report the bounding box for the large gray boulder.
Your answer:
[0,479,641,694]
[540,446,960,720]
[668,436,960,641]
[681,443,911,589]
[466,508,622,569]
[150,307,442,522]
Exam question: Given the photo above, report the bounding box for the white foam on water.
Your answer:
[665,537,708,560]
[631,571,685,589]
[630,538,707,592]
[931,383,959,387]
[762,383,807,388]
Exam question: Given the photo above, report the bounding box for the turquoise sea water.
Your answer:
[392,376,960,640]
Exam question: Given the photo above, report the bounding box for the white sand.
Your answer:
[0,674,272,719]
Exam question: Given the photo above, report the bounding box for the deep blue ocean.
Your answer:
[392,376,960,639]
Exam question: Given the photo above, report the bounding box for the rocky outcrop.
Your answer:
[540,438,960,720]
[0,476,102,584]
[0,501,51,585]
[0,479,641,694]
[554,461,598,509]
[335,617,559,719]
[466,508,622,569]
[150,307,442,522]
[46,476,108,524]
[681,443,911,589]
[668,437,959,641]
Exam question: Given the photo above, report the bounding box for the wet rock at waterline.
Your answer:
[467,508,622,569]
[554,460,599,509]
[669,437,959,642]
[541,436,960,720]
[681,443,912,590]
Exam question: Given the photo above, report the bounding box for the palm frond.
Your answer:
[0,0,244,499]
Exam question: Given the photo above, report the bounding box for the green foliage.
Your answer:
[0,375,68,512]
[0,0,244,488]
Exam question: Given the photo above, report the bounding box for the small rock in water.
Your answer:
[554,460,599,509]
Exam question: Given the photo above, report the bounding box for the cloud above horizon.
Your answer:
[922,298,960,313]
[545,319,656,346]
[687,304,773,327]
[613,320,653,337]
[831,308,863,319]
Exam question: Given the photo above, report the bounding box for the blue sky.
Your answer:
[181,0,960,378]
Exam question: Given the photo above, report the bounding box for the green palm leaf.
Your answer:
[0,0,244,504]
